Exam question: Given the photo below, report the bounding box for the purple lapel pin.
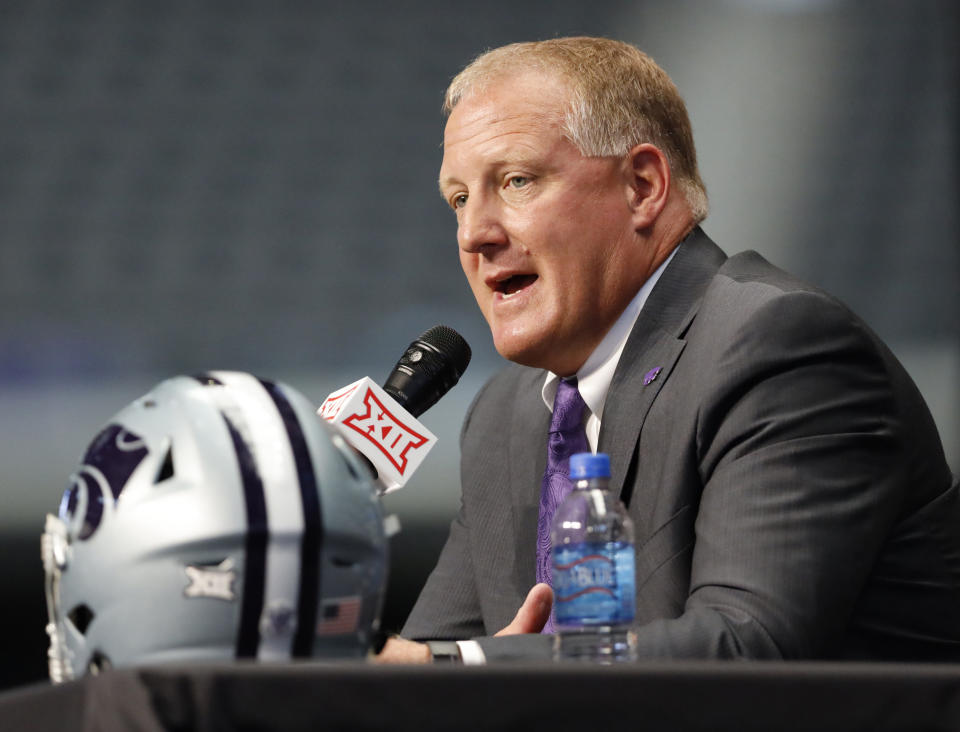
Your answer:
[643,366,662,386]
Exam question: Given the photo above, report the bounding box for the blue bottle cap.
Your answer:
[569,452,610,479]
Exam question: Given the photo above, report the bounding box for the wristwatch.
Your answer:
[426,640,462,664]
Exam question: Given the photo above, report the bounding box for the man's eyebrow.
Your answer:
[437,175,457,195]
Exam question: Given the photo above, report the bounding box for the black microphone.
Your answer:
[383,325,472,417]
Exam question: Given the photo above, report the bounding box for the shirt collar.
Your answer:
[541,245,679,418]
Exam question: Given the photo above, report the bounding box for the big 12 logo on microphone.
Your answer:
[319,377,437,493]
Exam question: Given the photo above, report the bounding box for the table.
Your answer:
[3,660,960,731]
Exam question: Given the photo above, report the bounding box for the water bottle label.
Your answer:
[552,542,635,627]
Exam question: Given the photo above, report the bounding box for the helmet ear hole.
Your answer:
[154,445,175,484]
[68,604,95,635]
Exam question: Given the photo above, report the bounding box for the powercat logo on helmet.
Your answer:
[58,424,148,540]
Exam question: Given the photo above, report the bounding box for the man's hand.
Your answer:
[373,636,432,664]
[495,583,554,636]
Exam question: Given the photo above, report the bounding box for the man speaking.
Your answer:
[379,37,960,663]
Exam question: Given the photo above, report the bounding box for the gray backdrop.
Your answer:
[1,0,956,689]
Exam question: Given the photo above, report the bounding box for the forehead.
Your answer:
[440,72,570,167]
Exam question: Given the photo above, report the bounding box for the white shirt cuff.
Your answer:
[455,640,486,665]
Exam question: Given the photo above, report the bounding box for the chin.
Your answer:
[493,327,590,376]
[492,332,556,372]
[492,334,535,366]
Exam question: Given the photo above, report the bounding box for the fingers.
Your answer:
[494,583,554,636]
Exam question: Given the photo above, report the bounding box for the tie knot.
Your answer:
[550,378,587,434]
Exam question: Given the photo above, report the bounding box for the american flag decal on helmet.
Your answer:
[316,596,361,636]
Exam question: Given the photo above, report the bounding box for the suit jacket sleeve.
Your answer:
[401,503,487,640]
[400,380,492,641]
[640,286,914,660]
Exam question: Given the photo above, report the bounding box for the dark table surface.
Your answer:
[4,660,960,732]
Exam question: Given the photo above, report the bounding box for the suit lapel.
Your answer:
[599,228,728,501]
[600,333,686,501]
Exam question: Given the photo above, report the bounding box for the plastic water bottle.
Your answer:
[551,452,637,662]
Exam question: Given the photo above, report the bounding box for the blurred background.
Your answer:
[0,0,956,690]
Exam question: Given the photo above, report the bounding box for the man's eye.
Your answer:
[508,176,529,189]
[452,194,468,209]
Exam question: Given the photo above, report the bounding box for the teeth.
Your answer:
[492,273,536,299]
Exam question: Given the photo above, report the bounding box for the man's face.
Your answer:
[439,72,650,375]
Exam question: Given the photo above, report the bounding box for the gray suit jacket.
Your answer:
[403,229,960,661]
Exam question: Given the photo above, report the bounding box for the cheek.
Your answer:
[458,250,478,280]
[459,252,488,300]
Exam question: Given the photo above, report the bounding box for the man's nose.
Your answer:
[458,199,508,254]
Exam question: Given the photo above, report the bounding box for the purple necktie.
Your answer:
[536,378,589,633]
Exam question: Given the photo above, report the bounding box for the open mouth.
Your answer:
[495,274,538,298]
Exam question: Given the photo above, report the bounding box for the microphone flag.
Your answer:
[318,377,437,493]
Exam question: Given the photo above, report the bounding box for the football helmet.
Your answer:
[42,371,388,682]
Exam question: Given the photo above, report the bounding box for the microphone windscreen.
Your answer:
[383,325,471,417]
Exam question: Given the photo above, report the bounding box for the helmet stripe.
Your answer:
[223,415,268,658]
[259,379,324,658]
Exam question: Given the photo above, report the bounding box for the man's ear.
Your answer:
[626,143,671,230]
